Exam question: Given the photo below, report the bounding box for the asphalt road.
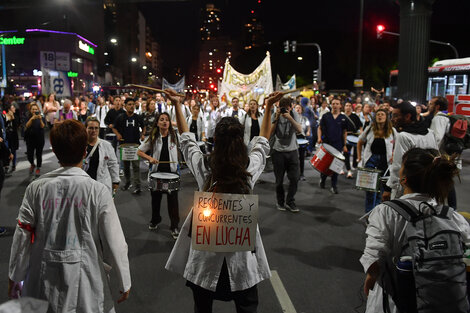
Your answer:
[1,138,469,313]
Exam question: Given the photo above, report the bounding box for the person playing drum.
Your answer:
[137,112,181,239]
[356,108,397,212]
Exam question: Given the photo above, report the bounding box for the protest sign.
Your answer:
[191,191,258,252]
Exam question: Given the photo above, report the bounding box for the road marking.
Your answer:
[270,270,297,313]
[14,151,56,171]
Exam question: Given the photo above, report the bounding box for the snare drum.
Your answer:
[119,144,139,161]
[346,135,359,147]
[310,144,345,176]
[149,172,180,193]
[297,139,309,148]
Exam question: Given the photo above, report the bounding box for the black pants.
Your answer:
[0,160,4,200]
[343,144,358,171]
[272,150,300,206]
[151,190,179,229]
[26,139,44,168]
[188,260,259,313]
[298,146,306,176]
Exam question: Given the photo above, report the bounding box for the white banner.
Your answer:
[275,74,296,91]
[162,76,185,93]
[41,68,72,98]
[220,52,273,106]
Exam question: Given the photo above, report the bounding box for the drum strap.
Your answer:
[83,139,100,171]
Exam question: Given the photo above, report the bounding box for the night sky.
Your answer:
[142,0,470,90]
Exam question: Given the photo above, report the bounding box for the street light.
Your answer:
[110,38,117,44]
[142,65,147,70]
[131,57,137,62]
[297,56,303,61]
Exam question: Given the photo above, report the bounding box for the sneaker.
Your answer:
[121,183,131,191]
[119,169,124,177]
[171,228,180,240]
[299,175,306,181]
[29,165,35,174]
[132,187,141,195]
[330,187,339,194]
[0,227,6,235]
[347,170,353,179]
[35,168,40,177]
[285,203,300,213]
[148,223,158,231]
[339,170,345,175]
[276,203,286,211]
[319,181,326,189]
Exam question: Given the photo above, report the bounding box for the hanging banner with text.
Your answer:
[219,51,273,107]
[191,191,258,252]
[41,68,72,98]
[162,76,185,93]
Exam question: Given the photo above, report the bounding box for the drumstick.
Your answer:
[155,161,187,164]
[129,84,186,97]
[280,84,315,96]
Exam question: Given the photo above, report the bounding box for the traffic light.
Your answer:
[209,83,215,89]
[376,24,385,39]
[313,69,319,82]
[291,41,297,53]
[216,68,222,74]
[283,40,289,53]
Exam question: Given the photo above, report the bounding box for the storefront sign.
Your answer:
[192,191,258,252]
[67,71,78,77]
[0,36,25,45]
[78,40,94,55]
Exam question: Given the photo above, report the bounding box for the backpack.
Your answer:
[443,114,470,154]
[383,199,469,313]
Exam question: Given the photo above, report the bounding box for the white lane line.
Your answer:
[270,270,297,313]
[14,151,56,171]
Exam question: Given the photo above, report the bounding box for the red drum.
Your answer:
[310,143,345,176]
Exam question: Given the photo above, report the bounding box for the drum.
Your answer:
[149,172,180,193]
[355,167,382,192]
[310,143,345,176]
[346,135,359,147]
[119,144,139,161]
[297,139,309,148]
[105,133,116,142]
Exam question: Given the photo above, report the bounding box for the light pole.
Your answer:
[295,42,322,87]
[356,0,364,80]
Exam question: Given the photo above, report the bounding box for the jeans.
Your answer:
[320,173,338,188]
[343,144,358,171]
[151,190,179,229]
[26,138,44,168]
[364,154,388,213]
[123,160,140,188]
[272,150,300,206]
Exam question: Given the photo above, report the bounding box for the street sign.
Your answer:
[354,79,364,88]
[40,51,55,69]
[55,52,70,71]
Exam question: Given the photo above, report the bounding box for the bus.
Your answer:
[389,57,470,116]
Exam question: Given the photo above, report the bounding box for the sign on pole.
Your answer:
[354,79,364,88]
[191,191,258,252]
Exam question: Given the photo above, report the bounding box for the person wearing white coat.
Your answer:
[361,148,470,313]
[357,109,397,212]
[137,112,181,239]
[164,89,284,313]
[241,99,263,146]
[383,101,438,201]
[223,97,246,123]
[186,102,205,142]
[84,117,120,194]
[8,119,131,313]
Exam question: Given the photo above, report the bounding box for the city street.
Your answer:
[0,137,469,313]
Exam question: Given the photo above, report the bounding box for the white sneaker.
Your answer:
[171,228,180,239]
[347,170,353,179]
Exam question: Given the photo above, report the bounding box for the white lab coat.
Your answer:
[138,133,181,174]
[386,130,437,198]
[223,107,246,122]
[95,105,110,129]
[358,126,397,167]
[203,104,227,138]
[186,114,205,141]
[241,113,264,146]
[9,167,131,313]
[95,139,120,192]
[165,132,271,292]
[360,193,470,313]
[430,112,450,149]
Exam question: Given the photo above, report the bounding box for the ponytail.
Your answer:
[402,148,459,204]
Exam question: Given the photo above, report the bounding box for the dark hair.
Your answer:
[432,96,448,111]
[372,108,393,138]
[232,97,239,101]
[279,97,292,108]
[50,119,87,166]
[204,117,251,194]
[148,112,177,150]
[85,116,100,127]
[393,101,417,121]
[248,99,260,118]
[402,148,459,204]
